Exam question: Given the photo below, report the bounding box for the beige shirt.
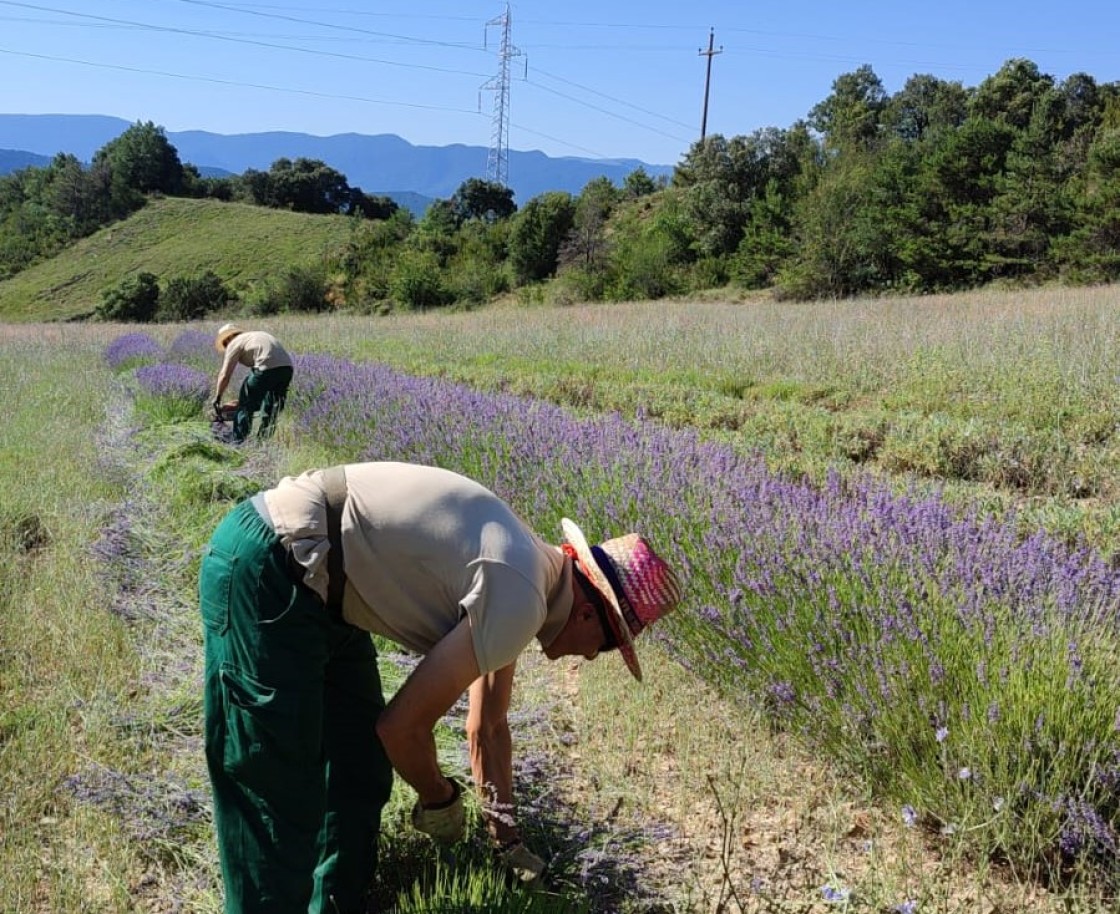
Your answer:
[262,462,572,674]
[221,330,293,374]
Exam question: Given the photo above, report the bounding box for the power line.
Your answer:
[523,80,690,145]
[1,1,697,154]
[527,65,695,132]
[0,1,491,77]
[167,0,484,51]
[0,46,482,117]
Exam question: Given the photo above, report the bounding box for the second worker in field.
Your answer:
[212,322,294,442]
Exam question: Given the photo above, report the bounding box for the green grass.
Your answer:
[0,197,355,321]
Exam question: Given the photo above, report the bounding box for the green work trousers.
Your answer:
[234,365,293,441]
[199,499,394,914]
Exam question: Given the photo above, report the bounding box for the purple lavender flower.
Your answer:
[902,804,917,827]
[821,884,850,903]
[199,347,1120,881]
[894,901,918,914]
[134,363,209,403]
[104,333,162,370]
[165,330,215,364]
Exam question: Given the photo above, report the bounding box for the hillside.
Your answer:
[0,197,354,322]
[0,148,49,172]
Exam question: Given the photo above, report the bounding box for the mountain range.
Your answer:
[0,114,676,212]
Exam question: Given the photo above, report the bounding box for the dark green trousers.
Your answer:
[234,365,293,441]
[199,500,394,914]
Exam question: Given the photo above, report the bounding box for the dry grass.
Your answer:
[510,645,1110,913]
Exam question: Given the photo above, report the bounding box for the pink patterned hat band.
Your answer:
[591,534,682,636]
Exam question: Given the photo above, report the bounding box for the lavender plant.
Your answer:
[104,332,162,372]
[112,332,1120,888]
[165,329,215,367]
[133,363,211,423]
[282,351,1120,881]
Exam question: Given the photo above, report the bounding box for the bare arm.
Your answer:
[376,618,481,806]
[214,348,238,400]
[467,663,517,845]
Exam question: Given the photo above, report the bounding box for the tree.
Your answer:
[1055,128,1120,279]
[623,166,659,198]
[92,122,184,215]
[237,158,378,216]
[158,271,230,321]
[808,65,888,152]
[348,190,399,220]
[969,58,1054,131]
[561,177,618,271]
[267,158,352,214]
[508,191,576,284]
[883,74,969,143]
[450,178,516,223]
[674,128,814,258]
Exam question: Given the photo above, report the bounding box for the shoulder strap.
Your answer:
[321,466,348,612]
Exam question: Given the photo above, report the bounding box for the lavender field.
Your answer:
[5,293,1120,912]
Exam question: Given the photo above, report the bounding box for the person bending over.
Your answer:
[198,460,681,914]
[213,322,293,442]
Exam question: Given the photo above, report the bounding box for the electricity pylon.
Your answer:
[481,3,521,187]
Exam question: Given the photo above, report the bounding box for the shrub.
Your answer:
[276,265,329,313]
[157,271,230,322]
[132,363,210,423]
[389,249,450,310]
[96,272,160,322]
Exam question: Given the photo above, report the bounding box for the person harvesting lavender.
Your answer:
[198,460,681,914]
[212,322,293,442]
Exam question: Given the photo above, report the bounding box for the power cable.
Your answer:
[0,46,483,116]
[167,0,486,51]
[0,1,491,77]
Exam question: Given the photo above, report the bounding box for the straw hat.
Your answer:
[214,322,244,352]
[561,518,681,681]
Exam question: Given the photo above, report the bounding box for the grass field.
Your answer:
[4,286,1120,912]
[257,286,1120,552]
[0,198,354,321]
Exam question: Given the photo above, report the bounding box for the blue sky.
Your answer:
[1,0,1118,167]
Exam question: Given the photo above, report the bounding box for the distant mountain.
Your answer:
[0,114,675,205]
[0,148,51,172]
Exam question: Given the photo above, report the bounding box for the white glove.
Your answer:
[498,841,546,884]
[410,779,465,844]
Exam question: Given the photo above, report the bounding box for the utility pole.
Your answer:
[481,3,522,187]
[698,28,723,142]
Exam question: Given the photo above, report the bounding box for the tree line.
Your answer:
[4,56,1120,311]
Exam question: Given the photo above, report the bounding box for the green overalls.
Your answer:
[199,499,393,914]
[234,365,293,441]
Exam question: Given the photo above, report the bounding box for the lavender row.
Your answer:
[288,351,1120,872]
[105,333,1120,874]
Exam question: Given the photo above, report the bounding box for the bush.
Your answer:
[389,249,451,310]
[95,272,161,322]
[244,266,329,315]
[158,271,230,322]
[276,266,329,313]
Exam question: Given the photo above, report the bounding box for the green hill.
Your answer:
[0,197,356,322]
